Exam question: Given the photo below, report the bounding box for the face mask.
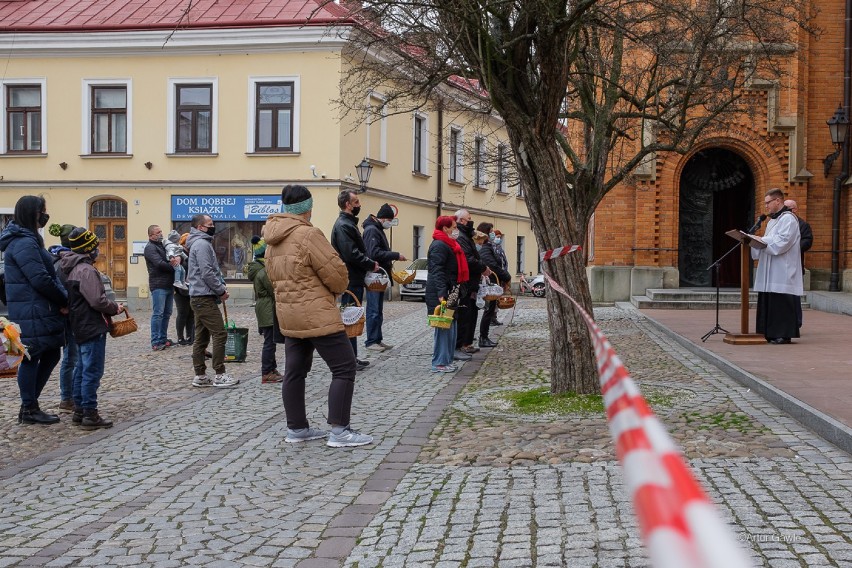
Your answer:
[38,212,50,228]
[450,229,459,240]
[205,225,216,236]
[90,248,100,260]
[489,232,496,241]
[352,206,361,217]
[157,235,164,243]
[494,237,502,246]
[475,244,482,251]
[381,220,393,229]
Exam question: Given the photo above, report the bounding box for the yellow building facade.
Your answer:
[0,21,533,307]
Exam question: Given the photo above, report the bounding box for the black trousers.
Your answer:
[259,326,278,375]
[173,291,194,343]
[756,292,800,340]
[479,300,497,340]
[456,298,479,348]
[282,331,356,430]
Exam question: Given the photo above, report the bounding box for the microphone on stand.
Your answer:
[747,214,767,233]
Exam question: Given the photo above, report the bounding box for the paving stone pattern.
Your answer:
[0,299,849,567]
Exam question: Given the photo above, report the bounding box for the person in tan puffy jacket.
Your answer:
[263,185,374,448]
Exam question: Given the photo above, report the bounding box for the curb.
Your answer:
[616,302,852,455]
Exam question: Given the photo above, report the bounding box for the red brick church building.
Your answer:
[589,3,852,300]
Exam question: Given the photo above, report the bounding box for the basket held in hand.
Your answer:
[341,290,366,338]
[110,309,138,338]
[427,304,453,329]
[392,269,416,285]
[364,267,390,292]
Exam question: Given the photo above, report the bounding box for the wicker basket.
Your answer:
[364,267,390,292]
[341,290,366,338]
[497,295,516,309]
[0,354,21,379]
[109,309,138,338]
[481,273,502,302]
[392,269,416,285]
[427,305,453,329]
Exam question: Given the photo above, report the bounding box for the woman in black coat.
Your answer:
[425,216,469,372]
[476,223,512,347]
[0,196,68,425]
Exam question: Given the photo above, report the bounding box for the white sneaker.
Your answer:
[366,343,385,352]
[378,342,394,350]
[192,375,213,388]
[285,427,329,443]
[175,281,189,290]
[327,427,374,448]
[213,373,240,388]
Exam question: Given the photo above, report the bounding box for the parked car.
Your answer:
[518,273,546,297]
[399,258,428,300]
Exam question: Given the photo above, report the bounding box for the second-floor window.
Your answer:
[255,82,294,152]
[413,114,427,174]
[176,84,212,152]
[497,143,508,193]
[91,86,127,154]
[413,225,424,259]
[449,127,462,182]
[517,236,526,274]
[6,85,41,153]
[474,136,486,188]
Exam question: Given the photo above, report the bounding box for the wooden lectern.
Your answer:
[722,230,767,345]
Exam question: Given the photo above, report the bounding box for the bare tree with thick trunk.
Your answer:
[325,0,814,394]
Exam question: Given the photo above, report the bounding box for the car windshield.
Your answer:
[408,258,428,270]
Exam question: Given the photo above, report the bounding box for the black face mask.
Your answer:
[351,206,361,217]
[205,225,216,236]
[38,212,50,228]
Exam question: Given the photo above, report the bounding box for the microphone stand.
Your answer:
[700,217,764,342]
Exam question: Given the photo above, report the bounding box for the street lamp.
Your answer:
[355,157,373,193]
[823,105,849,177]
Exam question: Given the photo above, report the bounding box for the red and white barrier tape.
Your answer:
[544,272,751,568]
[539,244,582,262]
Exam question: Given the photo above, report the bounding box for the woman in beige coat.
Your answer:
[263,185,374,448]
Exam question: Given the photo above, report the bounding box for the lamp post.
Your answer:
[826,105,850,292]
[355,157,373,193]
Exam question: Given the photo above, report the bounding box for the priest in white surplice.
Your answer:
[751,188,803,344]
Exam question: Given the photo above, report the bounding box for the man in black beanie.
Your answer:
[362,203,406,352]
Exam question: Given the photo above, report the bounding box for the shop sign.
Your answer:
[171,195,282,221]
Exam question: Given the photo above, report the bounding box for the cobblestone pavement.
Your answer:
[0,298,850,567]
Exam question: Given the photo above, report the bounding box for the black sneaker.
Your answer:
[478,338,498,348]
[356,359,370,371]
[81,409,113,430]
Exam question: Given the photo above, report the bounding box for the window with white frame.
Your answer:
[366,93,386,162]
[82,80,130,155]
[167,78,218,154]
[449,127,462,182]
[516,235,526,275]
[413,113,428,174]
[497,143,508,193]
[248,76,300,154]
[413,225,424,259]
[3,81,46,153]
[473,136,486,188]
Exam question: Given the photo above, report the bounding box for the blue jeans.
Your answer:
[73,333,107,410]
[59,323,79,401]
[340,284,364,358]
[431,320,457,367]
[17,347,62,408]
[365,290,385,346]
[150,287,174,347]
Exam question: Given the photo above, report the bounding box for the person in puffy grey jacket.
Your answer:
[186,214,238,388]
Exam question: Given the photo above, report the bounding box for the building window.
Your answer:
[449,127,462,182]
[517,236,525,275]
[91,199,127,218]
[413,113,429,174]
[91,86,127,154]
[413,225,424,259]
[5,85,42,153]
[517,177,525,198]
[175,83,212,152]
[365,93,387,163]
[497,143,508,193]
[474,136,486,188]
[255,82,293,152]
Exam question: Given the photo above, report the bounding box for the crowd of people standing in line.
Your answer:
[0,189,513,449]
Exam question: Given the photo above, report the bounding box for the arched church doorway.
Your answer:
[678,148,755,288]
